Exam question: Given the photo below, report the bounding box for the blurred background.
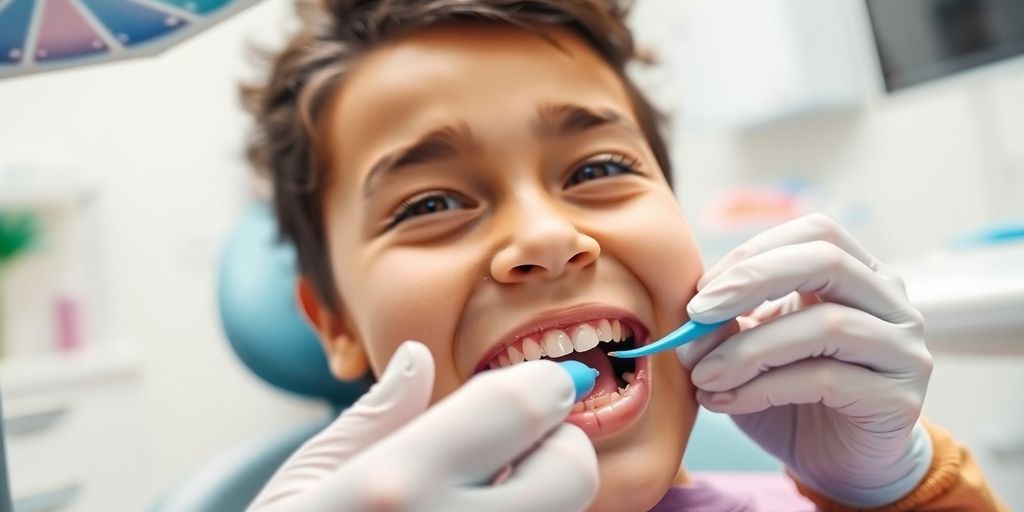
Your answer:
[1,0,1022,510]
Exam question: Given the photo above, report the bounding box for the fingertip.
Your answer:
[385,341,433,379]
[694,390,733,413]
[686,295,711,318]
[399,339,433,361]
[687,294,730,323]
[675,345,694,369]
[696,274,712,291]
[697,261,725,288]
[685,306,701,323]
[676,341,708,371]
[532,359,578,406]
[371,341,435,409]
[698,387,772,416]
[556,360,599,402]
[689,354,726,388]
[675,320,736,370]
[483,359,576,417]
[694,389,714,409]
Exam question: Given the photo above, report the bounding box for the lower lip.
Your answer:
[565,356,650,440]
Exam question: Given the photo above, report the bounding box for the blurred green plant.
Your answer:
[0,211,40,264]
[0,210,40,358]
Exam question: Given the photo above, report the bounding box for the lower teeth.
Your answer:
[572,380,632,413]
[568,365,639,413]
[579,393,619,411]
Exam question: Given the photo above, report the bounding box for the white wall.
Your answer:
[1,0,1023,508]
[629,0,1024,263]
[0,0,324,507]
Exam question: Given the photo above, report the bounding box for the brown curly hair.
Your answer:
[241,0,672,311]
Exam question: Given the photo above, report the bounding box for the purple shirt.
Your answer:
[650,473,816,511]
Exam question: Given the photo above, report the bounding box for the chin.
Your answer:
[589,451,677,512]
[586,351,694,512]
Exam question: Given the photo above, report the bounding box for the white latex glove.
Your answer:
[678,214,934,508]
[248,341,598,512]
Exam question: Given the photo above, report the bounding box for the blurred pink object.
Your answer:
[55,277,84,351]
[700,187,810,232]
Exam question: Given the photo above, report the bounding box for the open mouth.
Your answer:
[474,313,652,439]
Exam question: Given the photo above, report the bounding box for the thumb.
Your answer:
[252,341,434,508]
[317,340,435,461]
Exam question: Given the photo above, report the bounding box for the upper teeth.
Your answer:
[488,319,633,369]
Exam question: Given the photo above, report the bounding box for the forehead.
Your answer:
[323,24,636,184]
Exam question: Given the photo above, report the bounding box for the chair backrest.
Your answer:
[217,202,369,408]
[152,203,371,512]
[684,410,781,472]
[150,418,331,512]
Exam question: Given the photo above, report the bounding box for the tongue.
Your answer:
[552,348,618,401]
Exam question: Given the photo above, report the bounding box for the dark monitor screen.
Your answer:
[866,0,1024,91]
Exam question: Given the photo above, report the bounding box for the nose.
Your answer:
[490,204,600,283]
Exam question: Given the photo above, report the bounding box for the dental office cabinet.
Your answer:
[1,166,146,512]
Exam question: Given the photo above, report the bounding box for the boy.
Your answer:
[242,1,1006,510]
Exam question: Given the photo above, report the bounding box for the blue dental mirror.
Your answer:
[608,320,730,359]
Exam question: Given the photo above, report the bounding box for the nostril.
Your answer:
[569,251,595,265]
[513,264,538,274]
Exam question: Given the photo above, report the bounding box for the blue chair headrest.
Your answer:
[217,202,369,409]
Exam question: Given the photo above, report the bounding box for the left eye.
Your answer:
[390,192,470,228]
[565,156,638,188]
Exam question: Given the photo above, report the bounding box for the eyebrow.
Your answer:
[535,103,635,138]
[361,103,639,197]
[362,124,472,198]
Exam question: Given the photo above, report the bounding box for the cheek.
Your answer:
[347,245,482,399]
[592,190,704,330]
[650,348,696,459]
[651,350,698,443]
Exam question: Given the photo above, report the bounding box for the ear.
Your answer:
[296,277,369,382]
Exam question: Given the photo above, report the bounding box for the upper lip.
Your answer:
[471,303,650,375]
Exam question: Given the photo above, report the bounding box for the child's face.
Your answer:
[307,25,704,511]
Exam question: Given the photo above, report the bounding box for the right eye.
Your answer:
[389,192,471,228]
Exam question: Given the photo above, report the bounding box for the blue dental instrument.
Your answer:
[558,360,599,401]
[607,319,729,359]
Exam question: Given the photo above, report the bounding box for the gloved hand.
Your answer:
[248,341,598,512]
[678,214,934,507]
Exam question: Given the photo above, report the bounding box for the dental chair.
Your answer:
[151,202,778,512]
[150,203,370,512]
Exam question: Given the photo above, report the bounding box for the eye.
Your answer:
[389,191,472,228]
[565,154,641,188]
